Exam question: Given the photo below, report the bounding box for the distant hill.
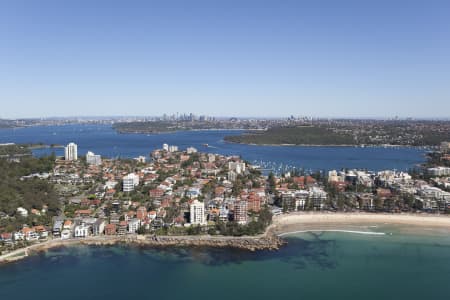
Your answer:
[224,126,356,146]
[225,122,450,147]
[113,120,259,134]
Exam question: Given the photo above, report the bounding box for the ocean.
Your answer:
[0,124,426,172]
[1,230,449,300]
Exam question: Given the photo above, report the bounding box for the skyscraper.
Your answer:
[64,142,78,161]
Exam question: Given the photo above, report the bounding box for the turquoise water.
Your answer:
[0,124,425,171]
[1,232,449,300]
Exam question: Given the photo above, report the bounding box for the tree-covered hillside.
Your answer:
[224,126,356,145]
[0,154,59,218]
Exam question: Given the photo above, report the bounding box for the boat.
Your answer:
[202,143,209,147]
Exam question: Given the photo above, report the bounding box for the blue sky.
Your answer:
[1,0,449,118]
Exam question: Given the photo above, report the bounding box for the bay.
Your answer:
[0,124,425,172]
[1,231,449,300]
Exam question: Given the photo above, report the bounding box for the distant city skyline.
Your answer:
[6,113,450,121]
[3,113,450,121]
[1,0,450,118]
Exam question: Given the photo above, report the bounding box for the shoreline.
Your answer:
[0,233,283,265]
[271,212,450,237]
[2,212,449,266]
[115,128,248,135]
[223,139,431,149]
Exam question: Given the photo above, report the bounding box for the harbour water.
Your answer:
[0,124,426,173]
[1,231,449,300]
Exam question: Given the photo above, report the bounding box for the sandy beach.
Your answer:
[272,212,450,236]
[2,212,449,265]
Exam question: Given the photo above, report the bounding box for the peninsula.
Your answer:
[1,140,450,265]
[110,117,450,147]
[224,120,450,147]
[224,126,355,146]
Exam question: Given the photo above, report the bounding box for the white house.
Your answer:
[16,207,28,217]
[13,231,24,241]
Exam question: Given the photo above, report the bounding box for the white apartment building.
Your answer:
[162,143,178,152]
[86,151,102,165]
[168,145,178,152]
[128,218,141,233]
[228,170,238,182]
[234,200,248,224]
[190,200,206,225]
[123,173,140,192]
[229,162,246,174]
[428,167,450,177]
[309,187,328,209]
[65,142,78,161]
[74,223,90,238]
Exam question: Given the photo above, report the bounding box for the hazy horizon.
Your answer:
[1,0,450,118]
[2,114,450,121]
